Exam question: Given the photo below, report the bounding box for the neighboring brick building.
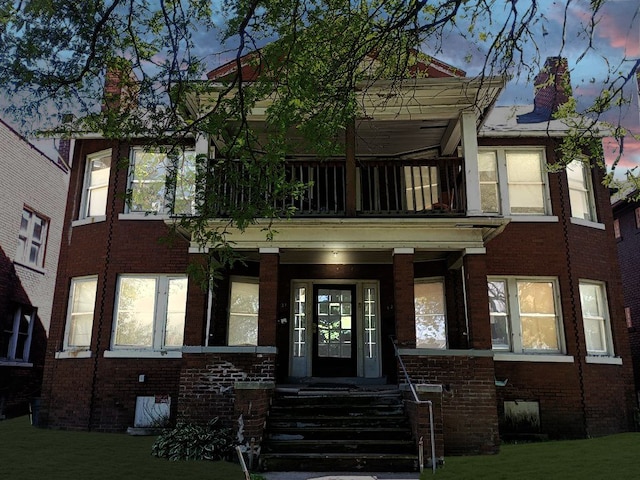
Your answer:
[40,56,635,468]
[612,186,640,401]
[0,118,69,419]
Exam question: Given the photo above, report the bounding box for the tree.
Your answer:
[1,0,638,276]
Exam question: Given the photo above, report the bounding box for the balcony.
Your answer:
[205,157,466,218]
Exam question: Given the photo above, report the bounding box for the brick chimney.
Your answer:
[518,57,571,123]
[102,59,138,113]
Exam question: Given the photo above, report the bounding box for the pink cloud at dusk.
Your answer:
[603,136,640,174]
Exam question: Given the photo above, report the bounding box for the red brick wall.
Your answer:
[178,353,275,443]
[401,355,499,455]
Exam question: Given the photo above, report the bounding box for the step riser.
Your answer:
[264,443,415,454]
[266,430,412,441]
[260,456,419,472]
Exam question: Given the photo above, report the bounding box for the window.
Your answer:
[635,207,640,229]
[81,150,111,218]
[625,307,632,329]
[579,281,613,356]
[488,277,563,353]
[414,279,447,349]
[505,151,547,215]
[478,151,500,213]
[228,278,259,346]
[1,306,35,362]
[478,148,550,216]
[613,218,621,239]
[128,148,196,215]
[113,275,187,350]
[567,160,596,221]
[64,277,98,350]
[15,208,48,268]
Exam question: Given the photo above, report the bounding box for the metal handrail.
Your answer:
[391,337,437,474]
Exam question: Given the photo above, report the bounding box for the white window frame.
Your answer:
[579,280,614,357]
[2,305,35,362]
[414,277,447,349]
[15,207,48,269]
[487,276,565,355]
[63,276,98,351]
[80,149,111,220]
[478,147,553,218]
[227,276,260,347]
[567,159,597,223]
[111,274,187,352]
[126,147,196,216]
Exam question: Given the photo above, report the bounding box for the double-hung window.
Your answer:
[1,306,35,362]
[414,279,447,349]
[64,276,98,350]
[80,150,111,219]
[227,278,259,346]
[112,275,187,350]
[479,148,550,216]
[15,207,48,269]
[579,281,614,356]
[488,277,564,353]
[567,159,596,222]
[128,148,196,215]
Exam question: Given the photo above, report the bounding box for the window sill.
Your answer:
[585,356,622,365]
[104,349,182,359]
[118,213,170,221]
[493,353,574,363]
[0,360,34,367]
[13,260,45,275]
[509,215,559,223]
[183,346,278,354]
[55,350,92,359]
[72,216,106,227]
[570,218,605,230]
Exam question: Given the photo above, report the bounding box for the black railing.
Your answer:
[201,157,465,218]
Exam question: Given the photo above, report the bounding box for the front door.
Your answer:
[312,285,357,377]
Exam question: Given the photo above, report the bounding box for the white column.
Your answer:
[460,112,483,216]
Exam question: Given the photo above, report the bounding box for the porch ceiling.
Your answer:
[185,76,506,158]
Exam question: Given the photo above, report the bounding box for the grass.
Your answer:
[0,416,247,480]
[3,416,640,479]
[422,433,640,480]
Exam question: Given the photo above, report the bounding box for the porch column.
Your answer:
[393,247,415,347]
[460,111,483,216]
[258,247,279,346]
[462,253,492,349]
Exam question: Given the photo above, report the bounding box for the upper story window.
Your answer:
[635,207,640,229]
[228,277,259,346]
[488,277,564,354]
[414,278,447,349]
[127,148,196,215]
[112,275,187,351]
[80,150,111,219]
[579,281,614,356]
[64,276,98,351]
[1,306,35,362]
[479,148,551,216]
[613,218,621,239]
[15,207,48,269]
[566,159,596,222]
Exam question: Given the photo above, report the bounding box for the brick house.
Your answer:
[39,56,635,469]
[0,118,69,419]
[612,186,640,400]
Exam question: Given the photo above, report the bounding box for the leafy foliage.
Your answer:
[151,418,236,461]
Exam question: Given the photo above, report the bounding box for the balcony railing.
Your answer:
[202,157,466,218]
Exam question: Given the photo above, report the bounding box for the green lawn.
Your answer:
[3,415,640,480]
[0,416,246,480]
[423,433,640,480]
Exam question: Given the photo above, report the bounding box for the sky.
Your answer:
[187,0,640,178]
[2,0,639,176]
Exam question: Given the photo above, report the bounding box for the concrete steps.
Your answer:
[260,386,417,472]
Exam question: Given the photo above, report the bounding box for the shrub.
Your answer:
[151,418,236,461]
